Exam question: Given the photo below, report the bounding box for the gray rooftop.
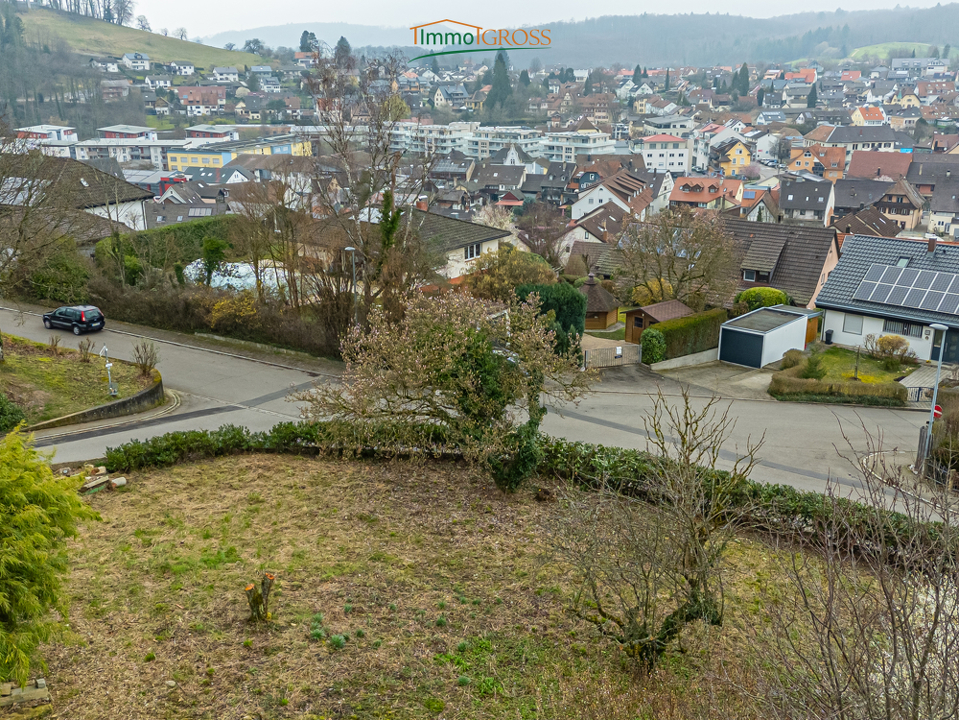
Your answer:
[725,308,805,333]
[817,235,959,327]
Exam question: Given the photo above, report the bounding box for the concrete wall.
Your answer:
[651,348,719,370]
[821,309,935,360]
[27,370,164,431]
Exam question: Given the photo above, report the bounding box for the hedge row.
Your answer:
[769,357,906,406]
[646,307,727,360]
[102,422,944,561]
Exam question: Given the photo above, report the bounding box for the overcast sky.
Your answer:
[135,0,944,42]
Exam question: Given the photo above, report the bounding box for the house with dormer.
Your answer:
[571,169,655,220]
[779,178,835,226]
[121,53,150,71]
[669,176,743,210]
[787,144,846,182]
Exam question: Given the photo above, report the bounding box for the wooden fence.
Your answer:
[583,344,642,369]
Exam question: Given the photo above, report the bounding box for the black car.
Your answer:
[42,305,105,335]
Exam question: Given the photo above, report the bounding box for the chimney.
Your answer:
[929,236,937,254]
[948,170,953,179]
[415,195,428,212]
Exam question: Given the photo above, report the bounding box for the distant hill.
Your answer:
[199,6,959,67]
[16,7,259,70]
[850,42,936,62]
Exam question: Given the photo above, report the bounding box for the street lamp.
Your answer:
[344,246,358,326]
[926,323,949,469]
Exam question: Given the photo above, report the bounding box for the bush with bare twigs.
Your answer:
[131,340,159,377]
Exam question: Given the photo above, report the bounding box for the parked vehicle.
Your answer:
[42,305,105,335]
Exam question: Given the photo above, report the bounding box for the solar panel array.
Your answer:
[853,263,959,315]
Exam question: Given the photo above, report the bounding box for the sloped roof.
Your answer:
[847,150,912,180]
[0,154,152,209]
[780,178,833,211]
[830,207,900,238]
[579,276,620,312]
[574,201,627,241]
[741,234,786,274]
[633,299,693,323]
[407,209,511,254]
[723,219,837,305]
[833,178,893,210]
[566,240,623,277]
[931,180,959,214]
[816,235,959,327]
[906,154,959,186]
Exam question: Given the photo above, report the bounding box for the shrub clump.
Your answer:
[639,327,666,364]
[734,287,789,312]
[0,393,27,433]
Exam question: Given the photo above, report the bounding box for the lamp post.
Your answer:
[344,246,358,326]
[99,345,118,397]
[926,322,949,470]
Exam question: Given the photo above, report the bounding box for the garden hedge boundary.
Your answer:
[101,421,944,561]
[769,353,906,406]
[651,307,726,360]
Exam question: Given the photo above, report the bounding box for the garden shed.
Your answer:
[718,307,810,368]
[624,300,693,344]
[578,275,620,330]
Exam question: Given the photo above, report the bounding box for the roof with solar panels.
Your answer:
[816,235,959,327]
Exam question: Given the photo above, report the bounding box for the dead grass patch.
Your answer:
[42,456,792,719]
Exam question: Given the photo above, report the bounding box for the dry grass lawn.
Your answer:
[42,455,795,719]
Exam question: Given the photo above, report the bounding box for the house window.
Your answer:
[743,270,756,282]
[882,319,922,338]
[465,243,482,260]
[843,314,863,335]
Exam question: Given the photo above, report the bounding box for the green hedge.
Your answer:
[516,283,587,337]
[103,422,946,562]
[768,359,907,406]
[639,327,665,364]
[654,307,727,360]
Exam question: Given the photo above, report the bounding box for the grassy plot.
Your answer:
[16,7,259,69]
[0,335,148,424]
[43,455,801,720]
[849,42,935,60]
[817,345,915,384]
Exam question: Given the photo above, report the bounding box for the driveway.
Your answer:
[657,360,776,401]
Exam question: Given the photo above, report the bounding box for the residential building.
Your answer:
[166,134,311,172]
[144,75,171,90]
[15,125,78,146]
[642,114,695,138]
[98,125,158,140]
[464,126,541,159]
[186,125,240,141]
[213,67,240,83]
[847,150,912,181]
[930,180,959,238]
[176,86,228,116]
[169,61,195,76]
[787,144,846,182]
[906,155,959,197]
[711,138,751,176]
[850,106,887,126]
[833,178,897,217]
[571,169,654,220]
[70,138,203,171]
[539,128,616,163]
[818,235,959,362]
[669,176,743,210]
[890,57,949,76]
[636,134,690,173]
[121,52,150,71]
[779,178,835,226]
[831,206,902,238]
[724,219,840,308]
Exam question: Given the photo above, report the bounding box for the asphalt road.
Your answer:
[2,305,926,493]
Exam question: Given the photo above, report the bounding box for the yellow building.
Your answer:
[893,92,921,108]
[712,138,751,176]
[167,133,311,172]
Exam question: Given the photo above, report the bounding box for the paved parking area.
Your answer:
[657,361,777,401]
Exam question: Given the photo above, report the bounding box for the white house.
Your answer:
[817,235,959,363]
[213,67,240,83]
[121,53,150,71]
[145,75,172,90]
[636,134,691,173]
[169,61,195,76]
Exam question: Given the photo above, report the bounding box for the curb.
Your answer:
[33,389,181,442]
[0,305,342,378]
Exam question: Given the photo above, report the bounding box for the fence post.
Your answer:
[917,423,928,471]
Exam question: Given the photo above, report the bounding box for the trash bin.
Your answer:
[824,329,833,345]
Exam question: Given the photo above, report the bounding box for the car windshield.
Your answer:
[85,309,102,319]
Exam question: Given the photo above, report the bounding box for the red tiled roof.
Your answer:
[847,150,912,181]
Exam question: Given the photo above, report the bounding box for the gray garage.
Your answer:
[718,307,810,368]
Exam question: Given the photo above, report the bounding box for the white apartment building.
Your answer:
[15,125,79,149]
[637,134,691,172]
[538,131,616,162]
[464,126,542,159]
[70,138,209,170]
[390,121,479,155]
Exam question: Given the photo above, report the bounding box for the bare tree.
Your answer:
[305,49,440,330]
[160,27,168,36]
[617,208,740,311]
[515,201,571,268]
[753,431,959,720]
[134,14,150,31]
[175,27,187,41]
[112,0,134,25]
[552,388,762,670]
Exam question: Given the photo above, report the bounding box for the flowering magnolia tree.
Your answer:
[296,292,592,490]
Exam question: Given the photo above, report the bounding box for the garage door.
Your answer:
[719,328,763,368]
